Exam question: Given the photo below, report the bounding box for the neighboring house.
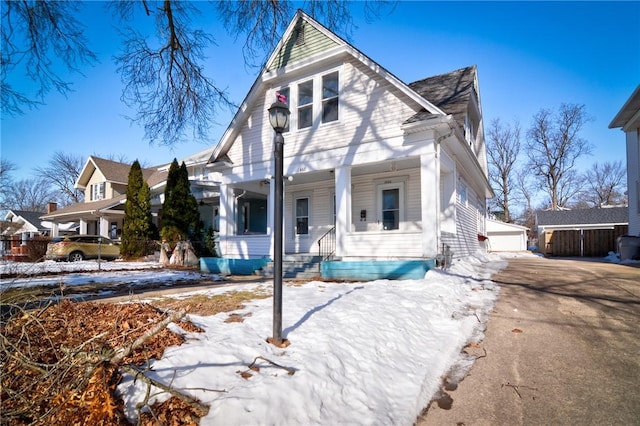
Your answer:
[485,219,529,252]
[536,207,628,257]
[1,205,75,259]
[609,85,640,237]
[194,10,492,277]
[40,156,169,238]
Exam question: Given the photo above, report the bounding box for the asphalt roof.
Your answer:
[536,207,628,227]
[6,210,48,231]
[407,66,477,126]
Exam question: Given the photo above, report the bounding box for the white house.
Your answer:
[194,11,493,278]
[610,85,640,237]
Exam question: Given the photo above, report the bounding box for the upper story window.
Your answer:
[322,72,339,123]
[276,70,340,132]
[276,87,290,133]
[91,182,105,201]
[298,80,313,129]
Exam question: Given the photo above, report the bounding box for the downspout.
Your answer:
[435,124,455,258]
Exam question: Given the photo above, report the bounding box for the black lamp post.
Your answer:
[267,98,290,347]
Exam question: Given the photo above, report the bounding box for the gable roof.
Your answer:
[609,85,640,130]
[209,10,447,163]
[407,66,478,126]
[4,210,48,232]
[536,207,628,227]
[76,156,168,189]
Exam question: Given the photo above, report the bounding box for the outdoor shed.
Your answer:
[536,207,628,257]
[485,219,529,252]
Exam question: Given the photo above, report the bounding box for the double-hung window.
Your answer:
[322,72,339,123]
[298,80,313,129]
[91,182,105,201]
[276,87,290,132]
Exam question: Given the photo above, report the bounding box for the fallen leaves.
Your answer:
[0,300,203,425]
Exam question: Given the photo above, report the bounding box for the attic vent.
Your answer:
[294,23,305,46]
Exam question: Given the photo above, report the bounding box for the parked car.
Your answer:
[45,235,120,262]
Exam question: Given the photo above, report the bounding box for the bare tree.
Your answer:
[2,177,57,211]
[3,0,395,146]
[1,0,97,115]
[0,158,17,210]
[577,160,627,207]
[526,103,593,210]
[34,151,85,206]
[486,118,521,222]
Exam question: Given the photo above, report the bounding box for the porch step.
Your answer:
[260,254,325,279]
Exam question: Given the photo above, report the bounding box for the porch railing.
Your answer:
[317,226,336,275]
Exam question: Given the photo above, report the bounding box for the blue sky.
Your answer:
[2,1,639,187]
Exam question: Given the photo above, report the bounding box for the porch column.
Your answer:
[420,153,439,257]
[334,166,352,257]
[50,222,59,237]
[218,184,234,257]
[79,219,87,235]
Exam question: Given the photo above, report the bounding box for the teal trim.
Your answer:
[200,258,270,275]
[321,260,436,281]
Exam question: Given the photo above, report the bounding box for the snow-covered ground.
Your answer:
[117,252,518,426]
[0,252,533,425]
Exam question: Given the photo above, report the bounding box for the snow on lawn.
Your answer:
[113,252,520,426]
[0,260,210,290]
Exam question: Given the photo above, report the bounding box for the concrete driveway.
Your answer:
[419,256,640,426]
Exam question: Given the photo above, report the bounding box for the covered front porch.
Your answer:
[205,154,441,279]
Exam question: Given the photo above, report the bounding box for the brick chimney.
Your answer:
[47,202,57,214]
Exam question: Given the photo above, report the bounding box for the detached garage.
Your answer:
[536,207,628,257]
[485,219,529,252]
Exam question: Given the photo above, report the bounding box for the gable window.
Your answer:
[322,71,339,123]
[276,87,290,132]
[295,197,309,235]
[91,182,105,201]
[298,80,313,129]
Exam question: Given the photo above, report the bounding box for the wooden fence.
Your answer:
[543,225,628,257]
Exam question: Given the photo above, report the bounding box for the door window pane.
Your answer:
[382,188,399,230]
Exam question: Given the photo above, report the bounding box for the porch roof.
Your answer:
[40,196,126,221]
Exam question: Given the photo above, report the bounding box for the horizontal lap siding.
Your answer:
[285,183,333,254]
[346,169,423,258]
[344,232,423,259]
[441,192,481,260]
[228,60,420,168]
[221,235,271,258]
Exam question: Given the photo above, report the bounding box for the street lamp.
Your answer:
[267,98,290,347]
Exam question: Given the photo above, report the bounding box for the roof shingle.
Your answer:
[536,207,628,227]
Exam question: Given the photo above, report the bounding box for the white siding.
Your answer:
[225,59,421,171]
[627,128,640,236]
[440,176,483,259]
